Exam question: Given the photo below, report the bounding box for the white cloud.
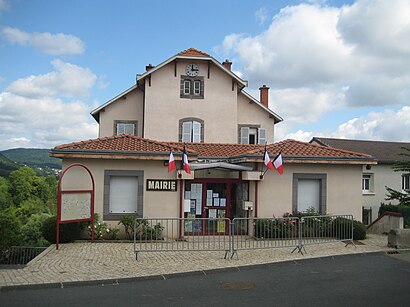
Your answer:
[0,60,100,150]
[0,0,9,12]
[0,92,98,150]
[255,7,268,25]
[2,27,85,55]
[7,60,96,99]
[278,107,410,142]
[217,0,410,142]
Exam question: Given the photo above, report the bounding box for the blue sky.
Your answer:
[0,0,409,150]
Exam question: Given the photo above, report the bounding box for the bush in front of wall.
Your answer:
[42,216,81,243]
[332,217,366,240]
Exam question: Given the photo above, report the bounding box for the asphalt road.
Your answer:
[1,251,410,307]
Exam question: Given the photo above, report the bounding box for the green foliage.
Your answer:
[0,177,12,209]
[0,212,21,248]
[20,214,52,247]
[42,216,81,244]
[385,187,410,206]
[1,148,62,170]
[392,147,410,173]
[385,147,410,206]
[118,215,135,240]
[0,153,19,177]
[86,213,109,240]
[254,219,297,239]
[134,219,164,240]
[9,167,37,205]
[379,203,410,228]
[332,217,366,240]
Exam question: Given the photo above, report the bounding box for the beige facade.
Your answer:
[93,50,281,144]
[362,164,406,221]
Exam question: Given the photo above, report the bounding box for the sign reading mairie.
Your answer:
[146,179,177,191]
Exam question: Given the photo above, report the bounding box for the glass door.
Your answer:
[204,182,229,234]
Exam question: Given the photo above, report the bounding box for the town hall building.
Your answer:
[51,48,375,230]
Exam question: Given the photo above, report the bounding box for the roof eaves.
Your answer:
[241,90,283,123]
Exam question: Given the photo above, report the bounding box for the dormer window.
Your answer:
[180,76,204,99]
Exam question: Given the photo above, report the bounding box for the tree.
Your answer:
[385,147,410,206]
[8,167,36,206]
[0,177,12,210]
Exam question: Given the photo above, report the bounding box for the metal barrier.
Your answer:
[133,215,355,260]
[0,246,47,265]
[133,218,231,260]
[231,217,300,258]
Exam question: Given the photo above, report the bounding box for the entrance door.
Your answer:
[203,182,229,233]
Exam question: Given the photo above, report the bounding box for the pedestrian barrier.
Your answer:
[0,246,47,265]
[133,215,355,260]
[133,218,231,260]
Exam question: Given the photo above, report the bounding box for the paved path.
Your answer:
[0,234,395,289]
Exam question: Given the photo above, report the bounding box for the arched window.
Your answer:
[179,118,204,142]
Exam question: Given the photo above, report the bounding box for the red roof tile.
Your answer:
[178,48,210,57]
[53,135,373,162]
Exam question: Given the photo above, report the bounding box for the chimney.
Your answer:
[259,85,269,108]
[222,59,232,71]
[146,64,155,71]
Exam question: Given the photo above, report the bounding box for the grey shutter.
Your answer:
[109,176,138,213]
[258,128,266,144]
[192,121,201,142]
[182,121,192,142]
[240,127,249,144]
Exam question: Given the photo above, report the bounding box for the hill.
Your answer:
[0,153,19,177]
[0,148,61,177]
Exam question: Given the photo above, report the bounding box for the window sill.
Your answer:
[362,192,375,196]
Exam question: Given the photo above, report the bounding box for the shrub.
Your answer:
[332,217,366,240]
[118,215,135,240]
[42,216,82,243]
[254,219,296,239]
[0,212,21,248]
[134,219,164,240]
[85,214,109,240]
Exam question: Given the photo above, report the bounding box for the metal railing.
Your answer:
[0,246,47,265]
[133,215,355,260]
[133,218,231,260]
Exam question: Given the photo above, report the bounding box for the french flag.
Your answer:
[182,146,191,174]
[273,153,284,175]
[168,151,176,173]
[264,148,274,170]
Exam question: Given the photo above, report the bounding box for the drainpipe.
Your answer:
[255,181,258,218]
[179,179,184,240]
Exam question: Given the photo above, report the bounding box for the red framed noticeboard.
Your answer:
[56,163,95,250]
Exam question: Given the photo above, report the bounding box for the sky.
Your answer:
[0,0,409,150]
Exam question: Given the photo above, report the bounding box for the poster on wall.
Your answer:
[61,192,92,221]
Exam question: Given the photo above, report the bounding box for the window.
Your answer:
[114,120,137,136]
[402,174,410,192]
[180,76,204,99]
[362,173,373,193]
[180,119,203,142]
[239,126,266,144]
[293,174,327,214]
[103,170,144,220]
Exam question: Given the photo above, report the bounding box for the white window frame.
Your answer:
[183,80,191,95]
[181,120,202,142]
[240,126,266,145]
[402,174,410,192]
[362,173,373,194]
[115,121,137,136]
[193,80,201,96]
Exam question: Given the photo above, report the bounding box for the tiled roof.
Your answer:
[311,137,410,163]
[178,48,210,57]
[53,135,373,162]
